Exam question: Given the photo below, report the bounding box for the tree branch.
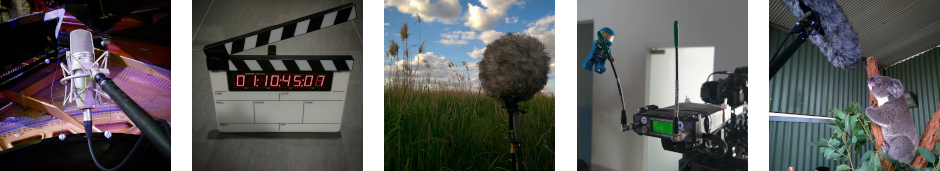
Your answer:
[866,57,894,170]
[911,105,940,168]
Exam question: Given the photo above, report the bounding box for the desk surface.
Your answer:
[362,127,385,158]
[555,128,578,159]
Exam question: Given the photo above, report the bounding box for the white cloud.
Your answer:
[384,52,480,89]
[387,52,480,87]
[437,30,504,45]
[549,63,555,73]
[463,0,517,31]
[438,30,476,45]
[467,47,486,59]
[478,30,505,44]
[515,0,527,9]
[527,15,554,28]
[505,16,519,24]
[523,15,555,61]
[385,23,390,26]
[384,0,462,24]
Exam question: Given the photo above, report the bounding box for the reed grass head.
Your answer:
[399,23,410,41]
[387,40,399,59]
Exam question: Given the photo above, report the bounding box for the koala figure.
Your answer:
[866,75,918,163]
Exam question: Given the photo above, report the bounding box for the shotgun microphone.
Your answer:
[781,0,862,70]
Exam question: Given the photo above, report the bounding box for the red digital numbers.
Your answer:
[234,74,328,88]
[303,75,314,87]
[236,75,245,87]
[270,75,280,87]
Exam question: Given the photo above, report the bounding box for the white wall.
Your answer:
[578,1,747,171]
[555,18,578,128]
[362,19,385,128]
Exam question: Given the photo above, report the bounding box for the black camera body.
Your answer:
[701,67,747,108]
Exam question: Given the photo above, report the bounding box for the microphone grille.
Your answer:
[69,29,95,54]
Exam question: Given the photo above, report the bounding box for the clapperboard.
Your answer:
[203,3,356,132]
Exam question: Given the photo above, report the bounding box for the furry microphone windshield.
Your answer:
[781,0,862,70]
[479,33,551,104]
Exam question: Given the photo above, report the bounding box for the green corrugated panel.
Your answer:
[768,28,872,170]
[886,49,940,136]
[770,121,875,170]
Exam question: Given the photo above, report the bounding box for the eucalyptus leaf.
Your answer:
[852,101,863,112]
[836,164,851,171]
[844,116,853,133]
[839,146,847,159]
[856,136,867,145]
[828,151,842,160]
[858,164,869,171]
[830,138,843,147]
[879,151,898,163]
[862,150,874,161]
[830,108,846,119]
[849,115,859,128]
[871,152,882,165]
[919,147,937,164]
[936,142,940,156]
[828,124,842,131]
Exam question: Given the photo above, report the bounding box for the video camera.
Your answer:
[701,66,748,108]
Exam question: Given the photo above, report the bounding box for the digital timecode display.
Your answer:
[227,71,333,91]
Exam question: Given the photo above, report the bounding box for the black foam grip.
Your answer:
[95,73,171,160]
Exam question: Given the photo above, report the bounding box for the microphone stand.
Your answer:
[502,100,525,171]
[747,12,821,140]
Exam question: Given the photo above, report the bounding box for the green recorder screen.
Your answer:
[652,120,673,135]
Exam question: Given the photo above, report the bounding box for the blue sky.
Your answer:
[384,0,555,92]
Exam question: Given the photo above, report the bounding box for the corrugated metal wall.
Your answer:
[886,49,940,136]
[769,27,875,170]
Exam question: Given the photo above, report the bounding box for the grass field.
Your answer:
[384,85,555,170]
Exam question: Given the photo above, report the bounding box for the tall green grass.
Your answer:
[384,85,555,170]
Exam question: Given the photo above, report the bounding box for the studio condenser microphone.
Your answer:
[67,29,99,116]
[781,0,862,70]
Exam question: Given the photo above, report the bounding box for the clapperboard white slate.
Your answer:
[202,3,357,132]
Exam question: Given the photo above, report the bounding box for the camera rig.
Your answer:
[586,22,748,170]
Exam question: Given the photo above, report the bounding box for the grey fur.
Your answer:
[479,33,550,103]
[866,75,918,163]
[781,0,862,70]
